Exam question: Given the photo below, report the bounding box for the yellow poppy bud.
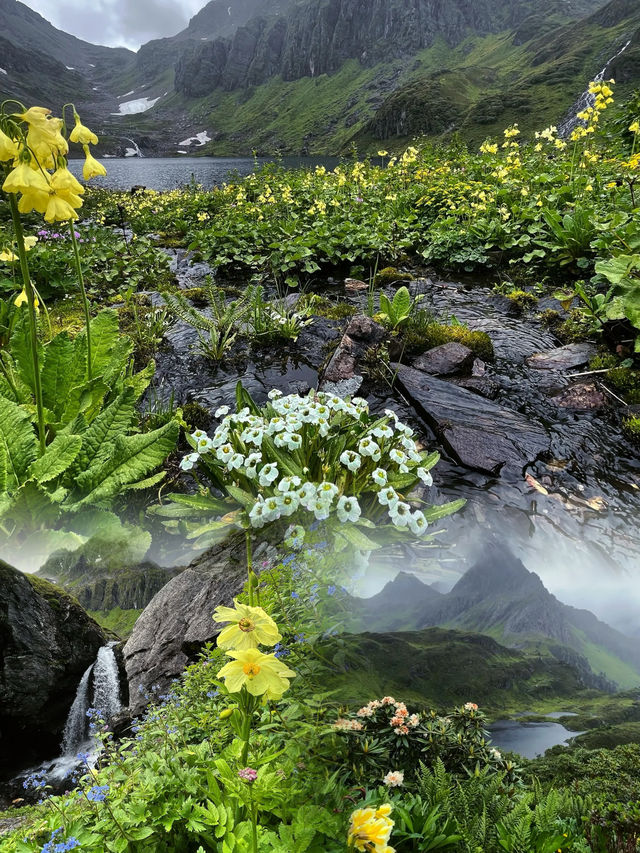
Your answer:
[82,145,107,180]
[70,114,98,146]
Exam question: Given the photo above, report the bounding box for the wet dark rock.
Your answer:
[321,315,386,385]
[413,342,475,376]
[552,383,607,411]
[295,317,344,370]
[527,343,597,371]
[472,359,486,377]
[395,366,550,476]
[124,537,253,715]
[0,562,106,777]
[449,376,500,399]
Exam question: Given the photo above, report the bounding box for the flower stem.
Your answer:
[7,193,46,455]
[250,792,258,853]
[68,221,92,380]
[246,529,255,606]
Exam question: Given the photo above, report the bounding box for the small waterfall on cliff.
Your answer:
[92,644,122,723]
[122,137,144,157]
[59,643,122,758]
[61,663,94,755]
[559,40,632,137]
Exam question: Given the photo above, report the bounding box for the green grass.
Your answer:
[88,607,142,639]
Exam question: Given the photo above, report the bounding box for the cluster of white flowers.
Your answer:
[179,389,434,533]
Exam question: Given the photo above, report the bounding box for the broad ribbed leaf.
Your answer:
[0,395,38,489]
[379,292,393,320]
[27,434,82,484]
[149,492,231,518]
[338,524,381,551]
[6,481,61,527]
[41,333,76,415]
[392,286,411,321]
[101,335,135,388]
[10,315,43,395]
[58,378,108,428]
[69,419,179,508]
[124,471,167,491]
[77,310,119,378]
[72,387,136,473]
[0,442,6,493]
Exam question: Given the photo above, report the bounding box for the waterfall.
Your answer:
[92,644,122,722]
[122,137,144,158]
[60,644,121,756]
[559,40,632,137]
[61,663,93,756]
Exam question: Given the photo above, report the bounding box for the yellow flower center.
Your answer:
[238,618,255,633]
[243,662,261,678]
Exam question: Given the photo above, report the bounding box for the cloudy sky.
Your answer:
[22,0,206,50]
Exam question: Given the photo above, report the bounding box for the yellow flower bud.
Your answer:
[219,708,234,720]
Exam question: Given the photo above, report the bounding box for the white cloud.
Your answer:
[21,0,206,50]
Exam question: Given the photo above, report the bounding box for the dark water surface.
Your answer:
[69,155,342,191]
[489,719,584,759]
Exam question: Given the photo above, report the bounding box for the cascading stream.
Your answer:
[60,663,94,756]
[92,643,122,723]
[559,40,632,137]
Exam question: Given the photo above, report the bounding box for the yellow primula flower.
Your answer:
[23,236,38,249]
[44,190,79,223]
[82,145,107,180]
[69,114,98,145]
[217,648,296,699]
[213,600,281,650]
[630,121,640,134]
[0,128,19,162]
[51,164,85,197]
[0,249,18,262]
[348,805,395,852]
[14,289,39,311]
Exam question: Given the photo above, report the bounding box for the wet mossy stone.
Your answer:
[373,267,413,287]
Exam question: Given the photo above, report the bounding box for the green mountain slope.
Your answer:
[355,545,640,691]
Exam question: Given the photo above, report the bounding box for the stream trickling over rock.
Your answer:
[145,258,640,625]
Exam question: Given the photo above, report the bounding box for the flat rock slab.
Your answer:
[413,342,474,376]
[321,315,385,385]
[526,343,596,370]
[395,366,550,476]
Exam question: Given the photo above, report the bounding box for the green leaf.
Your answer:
[423,499,466,522]
[392,285,411,321]
[41,332,77,416]
[27,434,82,484]
[72,387,137,474]
[0,395,38,489]
[10,314,43,396]
[338,523,381,551]
[82,310,120,378]
[0,441,5,493]
[379,292,393,319]
[225,484,255,508]
[149,492,232,518]
[69,419,179,508]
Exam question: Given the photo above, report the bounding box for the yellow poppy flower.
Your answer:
[69,115,98,146]
[213,600,281,650]
[82,145,107,180]
[0,128,18,162]
[217,648,295,698]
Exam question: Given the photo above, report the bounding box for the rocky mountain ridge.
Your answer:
[356,544,640,690]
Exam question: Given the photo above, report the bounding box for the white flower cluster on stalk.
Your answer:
[179,389,434,535]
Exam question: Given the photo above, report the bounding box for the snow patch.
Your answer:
[66,65,74,70]
[88,63,96,68]
[112,96,161,116]
[124,148,138,157]
[0,68,6,75]
[178,131,212,147]
[177,150,188,154]
[119,90,135,98]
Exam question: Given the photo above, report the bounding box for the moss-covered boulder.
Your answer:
[0,561,106,777]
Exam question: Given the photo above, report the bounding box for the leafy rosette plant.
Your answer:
[153,382,464,557]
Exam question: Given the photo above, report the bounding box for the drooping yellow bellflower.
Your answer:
[82,145,107,180]
[70,114,98,145]
[0,128,18,162]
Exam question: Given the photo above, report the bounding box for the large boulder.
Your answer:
[123,537,253,716]
[0,561,106,776]
[413,342,475,376]
[321,315,386,386]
